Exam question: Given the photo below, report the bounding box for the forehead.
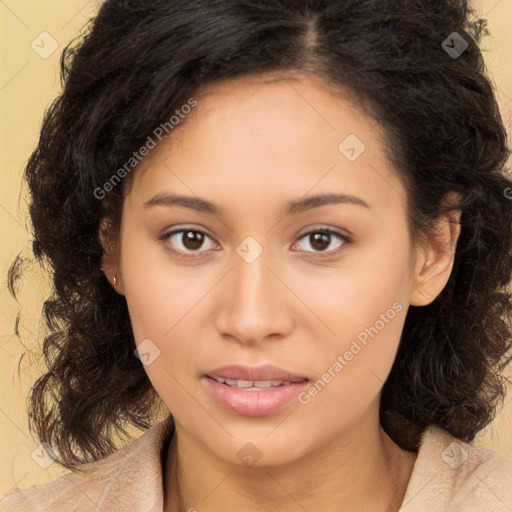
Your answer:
[129,72,406,217]
[180,72,372,149]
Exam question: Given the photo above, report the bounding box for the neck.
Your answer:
[164,409,417,512]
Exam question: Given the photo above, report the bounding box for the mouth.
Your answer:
[202,365,310,416]
[205,364,310,384]
[206,376,308,390]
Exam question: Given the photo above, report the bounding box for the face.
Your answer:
[108,72,437,467]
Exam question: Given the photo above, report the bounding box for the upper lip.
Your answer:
[206,364,309,382]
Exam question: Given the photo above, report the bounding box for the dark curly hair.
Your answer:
[7,0,512,471]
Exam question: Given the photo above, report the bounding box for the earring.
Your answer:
[113,276,117,288]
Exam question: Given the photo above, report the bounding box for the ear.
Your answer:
[98,217,124,294]
[409,192,461,306]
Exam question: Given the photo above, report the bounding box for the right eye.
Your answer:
[160,228,219,257]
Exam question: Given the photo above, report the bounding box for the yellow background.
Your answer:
[1,0,511,496]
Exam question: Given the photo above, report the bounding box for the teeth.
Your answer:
[213,377,293,389]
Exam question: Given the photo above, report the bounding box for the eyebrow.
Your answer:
[143,192,371,216]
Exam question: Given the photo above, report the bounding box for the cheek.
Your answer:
[305,280,406,393]
[119,224,206,342]
[118,228,216,406]
[293,285,407,434]
[298,235,411,398]
[304,237,410,345]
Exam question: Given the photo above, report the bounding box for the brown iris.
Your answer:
[309,232,331,251]
[182,230,205,250]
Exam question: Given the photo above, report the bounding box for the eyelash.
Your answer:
[158,227,353,259]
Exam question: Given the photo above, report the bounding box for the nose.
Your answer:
[214,248,295,346]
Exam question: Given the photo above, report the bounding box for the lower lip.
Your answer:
[203,376,309,416]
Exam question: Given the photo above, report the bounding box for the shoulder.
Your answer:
[399,425,512,512]
[0,416,174,512]
[0,451,123,512]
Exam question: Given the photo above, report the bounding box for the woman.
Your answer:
[2,0,511,511]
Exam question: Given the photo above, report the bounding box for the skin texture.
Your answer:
[100,72,461,512]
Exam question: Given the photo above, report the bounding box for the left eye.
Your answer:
[293,229,350,255]
[161,228,351,257]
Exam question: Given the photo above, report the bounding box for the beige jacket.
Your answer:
[1,416,511,512]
